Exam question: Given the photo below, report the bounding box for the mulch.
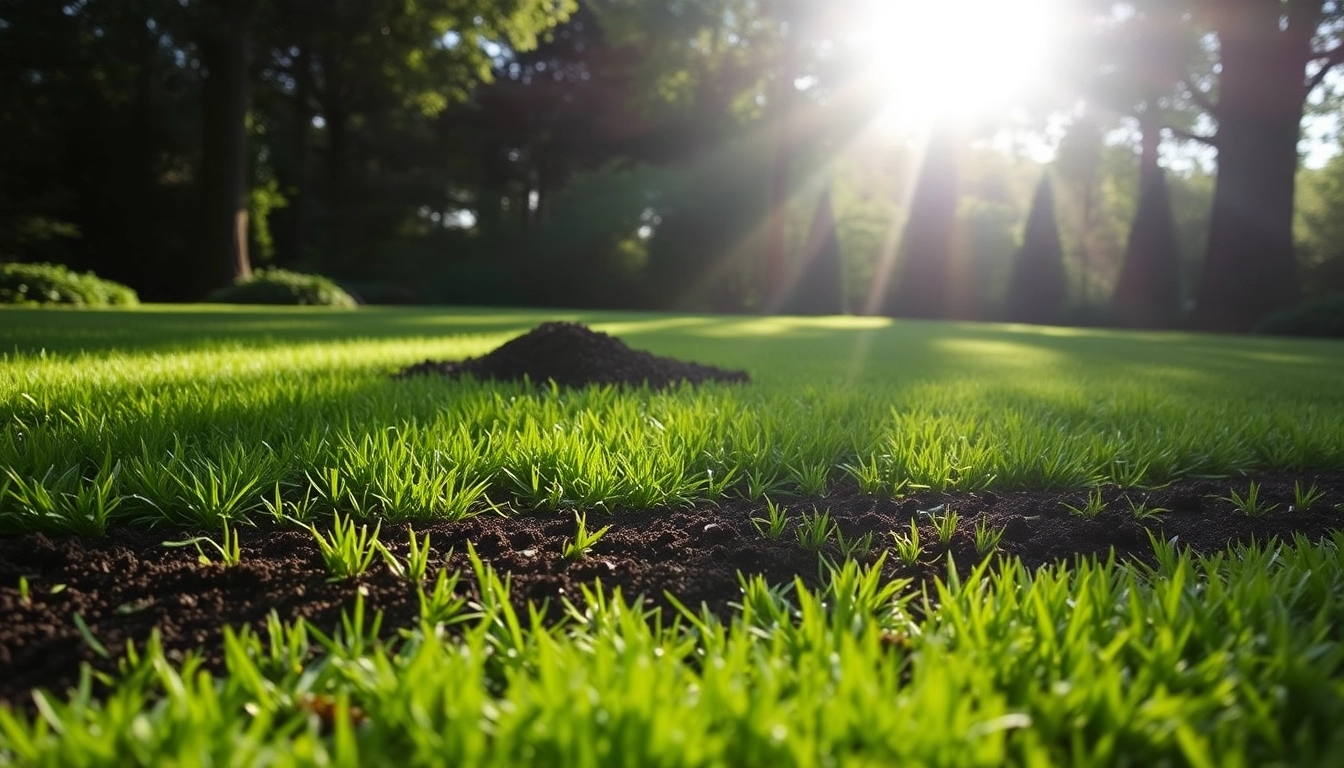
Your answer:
[3,472,1343,708]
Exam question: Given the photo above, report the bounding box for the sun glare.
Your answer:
[849,0,1063,132]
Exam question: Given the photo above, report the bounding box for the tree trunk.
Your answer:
[287,44,312,267]
[197,0,256,298]
[1191,18,1305,332]
[763,23,798,310]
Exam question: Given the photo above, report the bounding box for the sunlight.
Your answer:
[849,0,1063,132]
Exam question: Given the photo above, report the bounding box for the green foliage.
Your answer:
[2,307,1344,529]
[889,520,923,564]
[0,262,139,307]
[1062,488,1107,518]
[562,512,612,560]
[308,513,384,581]
[1221,481,1280,518]
[973,517,1004,556]
[794,508,836,551]
[162,519,244,567]
[203,269,358,307]
[1293,481,1326,513]
[16,539,1344,763]
[751,497,791,540]
[929,508,960,545]
[1255,293,1344,338]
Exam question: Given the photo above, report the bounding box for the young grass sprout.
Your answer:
[930,509,959,545]
[794,508,836,551]
[562,512,612,561]
[378,526,434,583]
[973,517,1004,556]
[889,520,922,565]
[308,512,383,581]
[1125,495,1169,521]
[1221,480,1280,517]
[835,530,875,561]
[1292,481,1326,512]
[162,519,243,567]
[1062,487,1106,518]
[750,498,791,540]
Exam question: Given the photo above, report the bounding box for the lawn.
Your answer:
[2,305,1344,766]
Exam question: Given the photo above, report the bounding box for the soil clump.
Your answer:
[395,321,750,388]
[3,471,1344,708]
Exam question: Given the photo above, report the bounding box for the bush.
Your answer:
[0,262,139,306]
[204,269,358,307]
[1255,293,1344,338]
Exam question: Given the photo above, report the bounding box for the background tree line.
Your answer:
[2,0,1344,331]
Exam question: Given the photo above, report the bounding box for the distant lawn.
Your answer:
[2,304,1343,533]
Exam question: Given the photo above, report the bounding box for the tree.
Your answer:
[884,122,967,319]
[1112,167,1182,328]
[1004,175,1069,325]
[780,182,844,314]
[195,0,261,297]
[1180,1,1344,331]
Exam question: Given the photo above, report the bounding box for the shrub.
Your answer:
[0,262,139,306]
[204,269,358,307]
[1255,293,1344,338]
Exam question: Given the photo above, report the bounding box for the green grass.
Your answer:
[3,305,1343,532]
[4,535,1344,765]
[3,305,1344,764]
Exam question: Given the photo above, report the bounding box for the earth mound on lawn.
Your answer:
[395,321,750,389]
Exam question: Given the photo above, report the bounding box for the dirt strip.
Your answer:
[3,471,1343,707]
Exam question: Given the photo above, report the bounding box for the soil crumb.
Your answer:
[395,321,750,388]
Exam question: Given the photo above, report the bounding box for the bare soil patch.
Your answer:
[3,472,1343,707]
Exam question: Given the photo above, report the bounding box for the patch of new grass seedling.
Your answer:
[561,511,612,561]
[161,519,243,567]
[1124,495,1169,521]
[794,508,836,551]
[1292,480,1327,512]
[930,508,960,545]
[973,517,1005,556]
[308,512,383,581]
[1221,480,1280,517]
[7,533,1344,765]
[835,529,876,561]
[17,575,31,608]
[1062,487,1106,518]
[889,519,923,565]
[750,497,791,540]
[377,526,434,583]
[786,461,830,496]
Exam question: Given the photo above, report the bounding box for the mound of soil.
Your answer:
[2,471,1343,708]
[395,321,750,389]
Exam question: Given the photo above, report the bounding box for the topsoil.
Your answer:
[2,323,1342,707]
[395,321,751,388]
[395,320,758,387]
[3,473,1343,708]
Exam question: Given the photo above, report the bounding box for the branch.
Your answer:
[1180,78,1218,117]
[1306,43,1344,93]
[1164,124,1218,149]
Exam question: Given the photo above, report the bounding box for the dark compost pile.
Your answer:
[395,321,750,388]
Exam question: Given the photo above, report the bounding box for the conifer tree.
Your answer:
[1004,175,1068,325]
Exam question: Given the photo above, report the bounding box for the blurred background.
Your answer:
[3,0,1344,332]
